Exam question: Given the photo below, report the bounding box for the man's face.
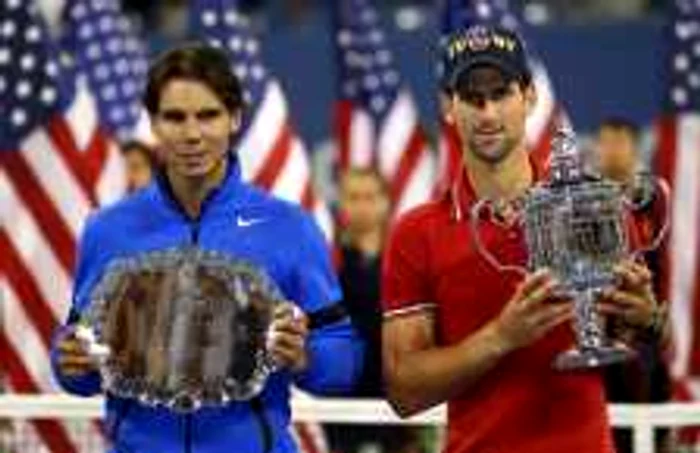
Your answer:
[339,173,389,234]
[124,149,153,191]
[151,79,237,179]
[596,127,638,181]
[450,66,534,164]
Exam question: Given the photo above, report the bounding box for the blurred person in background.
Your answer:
[595,117,669,289]
[596,117,640,187]
[336,167,390,398]
[325,167,425,453]
[382,25,663,453]
[121,140,156,192]
[595,117,673,453]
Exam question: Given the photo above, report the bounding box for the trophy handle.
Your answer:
[469,199,528,277]
[625,177,671,258]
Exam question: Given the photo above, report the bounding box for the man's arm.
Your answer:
[50,325,102,396]
[284,212,364,395]
[266,301,363,395]
[599,260,670,348]
[383,310,508,417]
[293,316,363,395]
[383,270,572,417]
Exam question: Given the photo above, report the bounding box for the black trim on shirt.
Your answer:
[307,302,348,330]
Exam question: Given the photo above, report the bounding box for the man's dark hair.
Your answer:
[144,44,244,115]
[121,140,155,166]
[598,116,640,142]
[340,167,391,198]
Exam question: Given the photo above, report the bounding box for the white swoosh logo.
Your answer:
[236,216,266,228]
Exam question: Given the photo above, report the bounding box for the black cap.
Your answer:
[441,25,531,91]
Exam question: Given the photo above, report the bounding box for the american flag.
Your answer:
[190,0,333,240]
[436,0,562,191]
[0,0,126,451]
[61,0,150,143]
[332,0,436,216]
[656,0,700,404]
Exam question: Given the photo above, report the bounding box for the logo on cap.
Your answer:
[465,26,491,52]
[446,26,518,61]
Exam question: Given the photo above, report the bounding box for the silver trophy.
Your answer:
[471,120,669,369]
[76,248,284,411]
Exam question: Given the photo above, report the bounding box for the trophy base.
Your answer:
[554,344,632,370]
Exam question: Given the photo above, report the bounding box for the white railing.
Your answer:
[0,395,699,453]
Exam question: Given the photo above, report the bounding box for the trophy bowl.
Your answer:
[524,179,633,369]
[78,248,283,411]
[524,180,628,293]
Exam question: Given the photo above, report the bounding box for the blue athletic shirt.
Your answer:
[50,154,364,453]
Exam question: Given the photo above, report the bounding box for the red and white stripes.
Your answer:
[656,114,700,395]
[1,76,122,453]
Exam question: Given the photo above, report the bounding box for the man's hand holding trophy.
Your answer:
[56,326,101,377]
[472,119,669,369]
[56,248,312,412]
[491,269,573,353]
[266,303,310,374]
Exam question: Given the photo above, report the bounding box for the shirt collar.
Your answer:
[153,152,247,215]
[447,154,545,222]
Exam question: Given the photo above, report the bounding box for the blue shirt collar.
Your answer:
[153,152,249,217]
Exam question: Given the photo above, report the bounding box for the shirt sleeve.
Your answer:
[288,212,343,312]
[289,212,364,395]
[382,211,434,318]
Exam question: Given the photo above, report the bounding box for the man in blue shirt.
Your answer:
[51,44,363,453]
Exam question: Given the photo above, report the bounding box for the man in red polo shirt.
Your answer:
[381,25,662,453]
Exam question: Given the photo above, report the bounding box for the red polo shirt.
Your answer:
[382,170,614,453]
